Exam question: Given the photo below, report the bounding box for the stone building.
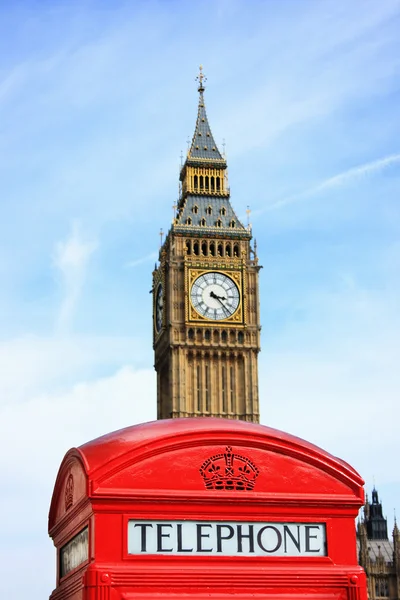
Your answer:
[152,67,261,422]
[358,488,400,600]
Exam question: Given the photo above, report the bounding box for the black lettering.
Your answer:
[216,525,234,552]
[157,523,173,552]
[257,525,282,553]
[177,524,193,552]
[134,523,153,552]
[237,524,254,553]
[283,525,301,553]
[305,525,321,553]
[196,524,213,552]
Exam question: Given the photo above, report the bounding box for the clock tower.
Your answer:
[153,68,261,423]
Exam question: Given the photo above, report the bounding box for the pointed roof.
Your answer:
[393,516,399,537]
[365,486,389,540]
[187,66,224,162]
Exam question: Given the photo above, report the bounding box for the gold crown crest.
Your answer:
[65,473,74,511]
[200,446,259,491]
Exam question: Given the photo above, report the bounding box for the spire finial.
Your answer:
[246,205,251,229]
[196,65,206,92]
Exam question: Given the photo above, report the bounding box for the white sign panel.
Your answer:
[60,526,88,577]
[128,520,326,557]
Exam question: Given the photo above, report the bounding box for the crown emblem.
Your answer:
[199,446,259,491]
[65,473,74,511]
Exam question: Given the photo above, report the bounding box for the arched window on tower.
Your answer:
[233,244,239,257]
[229,219,236,228]
[205,176,209,190]
[226,243,232,257]
[229,365,234,412]
[200,218,206,227]
[217,243,223,256]
[186,217,192,225]
[192,205,198,214]
[216,219,222,228]
[200,175,204,190]
[205,365,210,412]
[209,242,216,256]
[216,178,221,191]
[201,241,208,255]
[186,240,191,255]
[188,328,194,341]
[193,241,199,255]
[220,206,226,216]
[206,206,212,215]
[222,366,227,412]
[196,365,201,412]
[211,176,215,191]
[194,175,198,190]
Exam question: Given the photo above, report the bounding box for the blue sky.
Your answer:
[1,0,400,597]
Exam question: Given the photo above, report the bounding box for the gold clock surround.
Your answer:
[153,271,164,338]
[186,268,244,325]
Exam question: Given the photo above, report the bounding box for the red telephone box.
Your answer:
[48,418,367,600]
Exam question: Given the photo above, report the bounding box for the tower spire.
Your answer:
[187,66,224,162]
[176,68,247,232]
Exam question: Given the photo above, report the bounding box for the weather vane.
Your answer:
[246,205,251,228]
[196,65,207,91]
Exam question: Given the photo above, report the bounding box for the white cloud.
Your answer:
[0,365,156,482]
[259,271,400,531]
[0,364,156,599]
[265,153,400,212]
[0,334,150,407]
[53,222,97,333]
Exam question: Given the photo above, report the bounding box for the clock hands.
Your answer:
[210,290,230,316]
[210,290,227,302]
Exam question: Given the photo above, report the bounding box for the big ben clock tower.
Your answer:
[153,68,261,423]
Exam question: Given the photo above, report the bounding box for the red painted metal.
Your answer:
[48,418,367,600]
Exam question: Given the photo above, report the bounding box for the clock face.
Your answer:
[155,283,163,332]
[190,272,240,320]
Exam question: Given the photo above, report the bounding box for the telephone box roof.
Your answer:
[70,418,361,483]
[49,418,365,533]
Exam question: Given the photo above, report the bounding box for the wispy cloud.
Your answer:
[53,222,97,333]
[125,251,158,269]
[266,153,400,212]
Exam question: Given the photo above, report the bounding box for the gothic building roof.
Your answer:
[174,194,247,235]
[363,539,394,563]
[174,67,248,238]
